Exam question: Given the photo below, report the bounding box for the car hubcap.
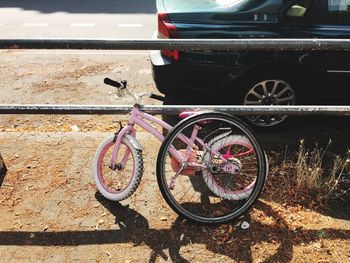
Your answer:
[244,79,295,127]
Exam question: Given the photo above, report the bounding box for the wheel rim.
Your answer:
[244,79,295,127]
[158,115,264,222]
[97,141,135,194]
[202,135,257,201]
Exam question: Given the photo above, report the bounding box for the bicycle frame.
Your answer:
[94,79,267,224]
[110,105,226,170]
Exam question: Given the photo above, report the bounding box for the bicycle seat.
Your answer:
[179,111,211,124]
[178,111,198,119]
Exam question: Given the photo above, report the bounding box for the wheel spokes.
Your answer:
[244,79,295,126]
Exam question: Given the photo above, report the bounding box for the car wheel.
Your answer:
[237,72,301,127]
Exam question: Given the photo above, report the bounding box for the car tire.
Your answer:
[234,69,305,128]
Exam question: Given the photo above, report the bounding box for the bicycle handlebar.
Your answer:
[150,94,164,102]
[104,77,164,103]
[104,78,122,88]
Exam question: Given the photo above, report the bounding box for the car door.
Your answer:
[309,0,350,104]
[216,0,312,67]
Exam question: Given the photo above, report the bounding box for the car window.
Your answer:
[328,0,350,23]
[213,0,267,11]
[285,0,313,18]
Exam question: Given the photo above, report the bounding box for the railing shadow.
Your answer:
[0,0,156,14]
[0,193,349,262]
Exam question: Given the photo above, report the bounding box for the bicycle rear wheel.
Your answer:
[156,112,267,224]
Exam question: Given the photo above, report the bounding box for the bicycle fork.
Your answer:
[109,125,135,170]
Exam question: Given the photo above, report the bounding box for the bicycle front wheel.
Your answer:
[93,135,143,201]
[156,112,267,224]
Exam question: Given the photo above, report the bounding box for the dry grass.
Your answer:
[324,151,350,200]
[295,139,350,201]
[295,139,330,192]
[270,140,350,204]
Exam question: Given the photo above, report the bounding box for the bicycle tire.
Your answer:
[156,112,267,224]
[202,134,256,200]
[93,135,143,201]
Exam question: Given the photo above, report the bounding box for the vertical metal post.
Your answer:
[0,153,6,177]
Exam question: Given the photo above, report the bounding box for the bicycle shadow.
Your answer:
[0,195,349,262]
[95,193,170,262]
[167,201,294,263]
[96,194,350,262]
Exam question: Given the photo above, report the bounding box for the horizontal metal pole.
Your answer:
[1,104,350,116]
[2,38,350,51]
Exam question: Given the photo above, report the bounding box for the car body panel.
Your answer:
[151,0,350,104]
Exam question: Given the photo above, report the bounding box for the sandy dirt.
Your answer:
[0,50,349,262]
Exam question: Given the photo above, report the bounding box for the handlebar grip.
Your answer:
[104,78,121,88]
[150,94,165,101]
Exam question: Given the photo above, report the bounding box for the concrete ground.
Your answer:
[0,50,349,262]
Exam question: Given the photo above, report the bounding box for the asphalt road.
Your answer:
[0,0,157,39]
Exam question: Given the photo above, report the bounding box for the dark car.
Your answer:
[150,0,350,126]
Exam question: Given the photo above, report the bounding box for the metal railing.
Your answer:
[1,38,350,116]
[1,38,350,169]
[0,104,350,116]
[2,38,350,51]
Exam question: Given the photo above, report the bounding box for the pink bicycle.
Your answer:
[93,78,268,224]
